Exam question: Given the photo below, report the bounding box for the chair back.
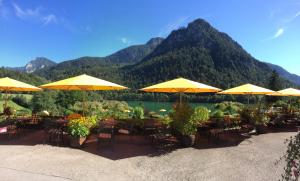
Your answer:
[0,127,7,133]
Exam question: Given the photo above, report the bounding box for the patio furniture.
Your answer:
[143,119,163,136]
[150,126,176,150]
[0,125,19,140]
[209,128,223,141]
[97,122,115,151]
[43,118,68,146]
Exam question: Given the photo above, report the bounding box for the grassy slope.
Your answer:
[0,100,30,112]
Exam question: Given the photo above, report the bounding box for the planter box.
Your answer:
[70,136,86,148]
[180,135,196,147]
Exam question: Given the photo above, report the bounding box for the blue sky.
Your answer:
[0,0,300,75]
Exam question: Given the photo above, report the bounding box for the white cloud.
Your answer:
[12,3,57,26]
[284,10,300,23]
[120,37,132,45]
[42,14,57,25]
[159,16,190,37]
[273,28,284,39]
[12,3,41,19]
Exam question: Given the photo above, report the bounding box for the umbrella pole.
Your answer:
[82,92,86,116]
[247,95,250,105]
[180,92,182,105]
[4,90,8,110]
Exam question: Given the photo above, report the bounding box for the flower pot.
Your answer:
[70,136,86,148]
[180,135,196,147]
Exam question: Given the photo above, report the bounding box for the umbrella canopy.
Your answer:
[40,74,128,90]
[140,78,221,93]
[40,74,128,115]
[269,88,300,97]
[0,77,42,92]
[0,77,42,111]
[218,84,274,95]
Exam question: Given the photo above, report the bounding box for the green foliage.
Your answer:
[253,113,270,126]
[211,110,225,118]
[74,101,132,120]
[56,91,83,109]
[170,103,194,135]
[12,95,30,108]
[213,102,244,116]
[274,100,289,108]
[267,70,283,104]
[239,107,254,124]
[31,91,58,115]
[190,107,210,126]
[170,103,210,135]
[159,115,172,127]
[278,133,300,181]
[68,118,90,138]
[239,106,270,126]
[132,106,144,120]
[0,67,46,86]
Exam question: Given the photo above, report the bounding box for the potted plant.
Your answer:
[253,113,270,134]
[68,118,90,148]
[171,103,209,147]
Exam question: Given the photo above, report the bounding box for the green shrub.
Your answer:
[211,110,224,118]
[253,113,270,126]
[190,107,210,126]
[68,119,90,138]
[239,107,254,124]
[170,104,211,135]
[214,103,226,111]
[170,103,194,135]
[132,106,144,120]
[278,132,300,180]
[239,106,270,126]
[159,115,172,127]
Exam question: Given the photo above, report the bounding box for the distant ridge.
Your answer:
[266,62,300,85]
[9,57,56,73]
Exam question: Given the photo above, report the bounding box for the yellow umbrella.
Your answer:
[268,88,300,110]
[277,88,300,96]
[140,78,221,103]
[40,74,127,91]
[218,83,275,104]
[40,74,128,114]
[0,77,42,109]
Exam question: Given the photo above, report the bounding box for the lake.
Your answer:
[126,101,214,113]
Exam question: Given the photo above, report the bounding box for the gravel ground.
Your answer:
[0,131,296,181]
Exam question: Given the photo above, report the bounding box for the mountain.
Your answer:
[35,57,122,81]
[9,57,56,73]
[34,18,293,91]
[123,19,291,89]
[35,38,164,80]
[266,62,300,85]
[104,37,164,64]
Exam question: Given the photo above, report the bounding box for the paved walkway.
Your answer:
[0,131,296,181]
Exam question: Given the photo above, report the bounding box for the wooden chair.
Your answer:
[0,125,19,140]
[97,123,115,151]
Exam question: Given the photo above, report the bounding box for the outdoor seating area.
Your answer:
[1,76,300,152]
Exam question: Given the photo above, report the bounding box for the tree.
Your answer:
[266,70,283,104]
[31,91,58,115]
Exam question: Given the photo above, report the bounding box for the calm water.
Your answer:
[126,101,214,112]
